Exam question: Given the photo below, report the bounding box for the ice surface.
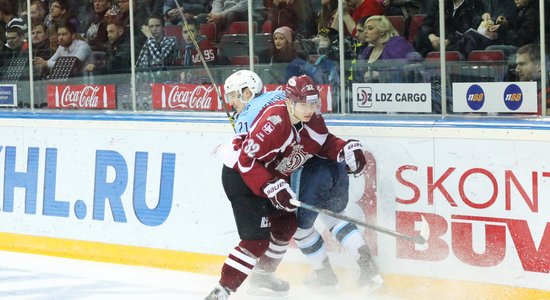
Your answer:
[0,250,406,300]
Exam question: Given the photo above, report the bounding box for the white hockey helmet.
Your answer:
[223,70,263,104]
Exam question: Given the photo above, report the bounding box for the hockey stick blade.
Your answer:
[290,199,429,244]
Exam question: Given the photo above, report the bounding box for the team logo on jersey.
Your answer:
[267,115,282,125]
[263,123,274,135]
[275,143,312,174]
[244,139,260,158]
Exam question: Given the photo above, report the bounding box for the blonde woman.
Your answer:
[359,15,416,82]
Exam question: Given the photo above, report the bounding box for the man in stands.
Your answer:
[179,18,217,83]
[1,24,26,65]
[136,15,178,69]
[33,22,93,75]
[86,21,131,74]
[206,74,368,299]
[514,44,550,114]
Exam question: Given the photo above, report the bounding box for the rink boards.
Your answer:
[0,112,549,299]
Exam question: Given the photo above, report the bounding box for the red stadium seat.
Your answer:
[468,50,505,61]
[200,23,217,42]
[426,51,462,62]
[387,15,405,37]
[262,20,273,33]
[165,25,182,42]
[228,21,257,34]
[408,14,426,43]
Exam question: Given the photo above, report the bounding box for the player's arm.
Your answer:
[315,114,367,176]
[236,104,290,197]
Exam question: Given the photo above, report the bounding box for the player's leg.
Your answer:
[320,161,383,291]
[205,165,273,299]
[248,210,297,295]
[293,158,339,288]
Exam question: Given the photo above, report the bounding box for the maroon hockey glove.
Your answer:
[339,139,367,176]
[262,179,297,212]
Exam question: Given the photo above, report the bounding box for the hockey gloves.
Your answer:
[262,179,297,212]
[339,139,367,176]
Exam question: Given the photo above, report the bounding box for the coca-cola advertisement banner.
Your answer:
[151,83,224,111]
[47,85,116,109]
[264,84,333,112]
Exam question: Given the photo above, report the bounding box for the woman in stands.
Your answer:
[268,26,321,83]
[359,15,416,82]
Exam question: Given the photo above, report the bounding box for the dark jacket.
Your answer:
[106,33,131,74]
[495,0,539,47]
[414,0,484,56]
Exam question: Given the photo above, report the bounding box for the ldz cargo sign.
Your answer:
[352,83,432,113]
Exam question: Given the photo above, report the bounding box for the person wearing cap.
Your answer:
[269,25,323,83]
[206,74,368,299]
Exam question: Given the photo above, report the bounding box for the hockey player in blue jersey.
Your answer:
[206,70,382,299]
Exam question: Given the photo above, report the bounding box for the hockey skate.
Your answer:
[247,270,290,296]
[357,245,384,294]
[303,258,340,291]
[204,285,231,300]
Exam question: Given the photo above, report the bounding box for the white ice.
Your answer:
[0,250,405,300]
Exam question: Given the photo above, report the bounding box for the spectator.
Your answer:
[0,0,14,44]
[48,24,59,55]
[485,0,539,59]
[266,0,317,38]
[513,44,549,114]
[87,21,131,74]
[84,0,115,51]
[331,0,384,36]
[179,18,217,83]
[104,0,147,51]
[514,43,541,82]
[29,0,48,25]
[180,18,216,66]
[136,15,178,68]
[359,15,416,82]
[198,0,264,40]
[45,0,79,33]
[1,25,27,67]
[33,22,93,74]
[163,0,209,26]
[267,25,321,83]
[31,23,51,79]
[31,23,52,60]
[317,0,338,32]
[413,0,484,57]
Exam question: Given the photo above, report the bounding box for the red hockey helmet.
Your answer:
[285,75,320,104]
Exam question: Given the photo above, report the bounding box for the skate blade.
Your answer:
[246,286,289,297]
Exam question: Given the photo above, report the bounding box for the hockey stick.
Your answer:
[173,1,235,131]
[289,199,430,244]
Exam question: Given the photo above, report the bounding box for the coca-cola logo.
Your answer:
[58,85,103,108]
[161,85,214,109]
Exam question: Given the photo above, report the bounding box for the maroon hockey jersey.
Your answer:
[234,101,347,197]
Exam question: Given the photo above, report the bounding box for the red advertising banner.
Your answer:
[47,85,116,109]
[264,84,333,112]
[151,83,224,111]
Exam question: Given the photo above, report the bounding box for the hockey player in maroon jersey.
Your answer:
[205,75,368,299]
